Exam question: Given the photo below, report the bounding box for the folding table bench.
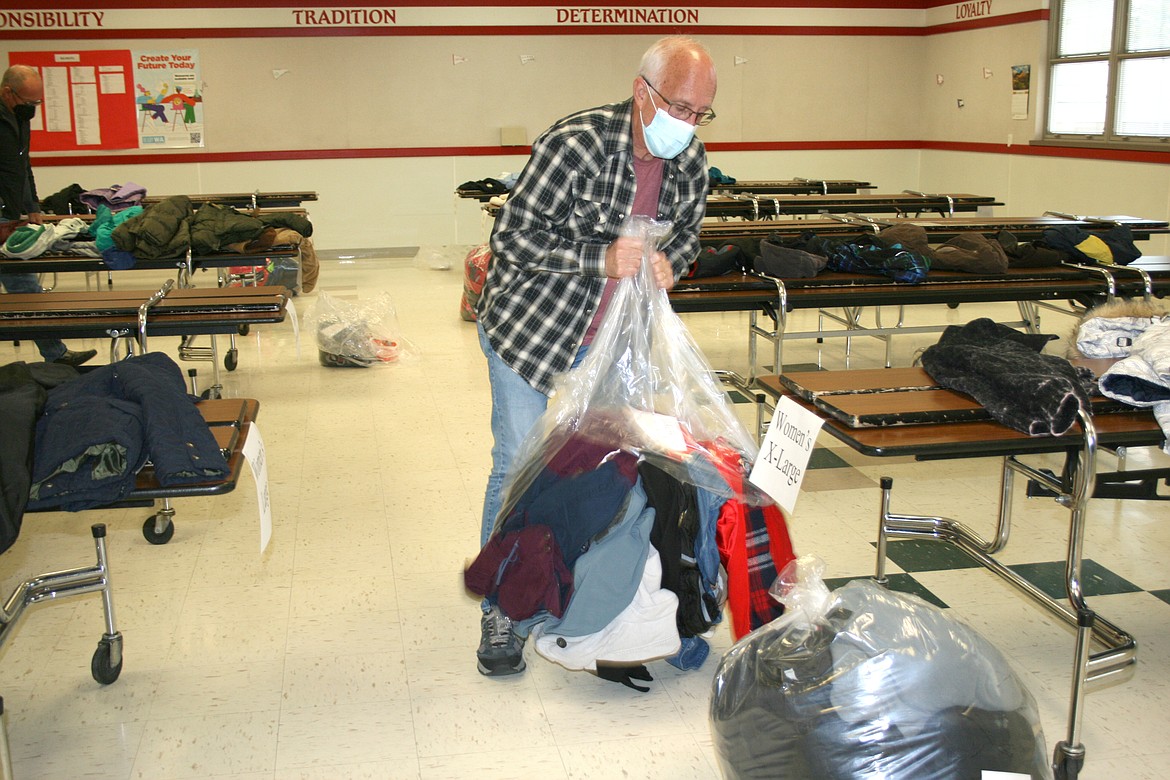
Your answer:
[710,178,877,195]
[141,190,317,209]
[0,282,291,398]
[668,258,1170,379]
[698,212,1170,244]
[704,191,1003,220]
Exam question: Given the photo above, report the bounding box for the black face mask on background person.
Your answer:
[13,104,35,122]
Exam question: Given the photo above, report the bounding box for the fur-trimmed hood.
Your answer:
[1068,297,1168,360]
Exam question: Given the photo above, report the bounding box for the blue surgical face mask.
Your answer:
[640,90,695,160]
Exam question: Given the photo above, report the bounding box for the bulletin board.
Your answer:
[10,49,205,151]
[9,50,139,151]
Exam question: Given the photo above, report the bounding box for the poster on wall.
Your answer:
[132,49,204,149]
[1011,64,1031,120]
[8,50,138,151]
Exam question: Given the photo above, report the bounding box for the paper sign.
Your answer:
[982,772,1029,779]
[240,422,273,553]
[749,396,824,514]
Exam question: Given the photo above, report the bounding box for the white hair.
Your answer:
[638,36,714,84]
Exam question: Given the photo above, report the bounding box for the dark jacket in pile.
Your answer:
[112,195,313,260]
[28,352,230,511]
[0,362,79,553]
[111,194,196,260]
[920,318,1094,436]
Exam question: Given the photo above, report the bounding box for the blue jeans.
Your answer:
[477,321,550,548]
[0,272,67,361]
[477,322,588,547]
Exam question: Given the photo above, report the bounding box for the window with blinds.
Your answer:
[1046,0,1170,144]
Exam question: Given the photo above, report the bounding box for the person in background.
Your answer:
[0,64,97,368]
[473,35,717,676]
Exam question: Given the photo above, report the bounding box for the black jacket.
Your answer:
[0,362,78,553]
[0,102,38,220]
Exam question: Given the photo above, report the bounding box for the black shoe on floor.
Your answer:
[477,607,526,676]
[53,349,98,367]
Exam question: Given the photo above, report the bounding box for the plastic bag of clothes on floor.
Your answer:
[460,243,491,321]
[228,237,320,296]
[465,215,796,685]
[710,556,1052,779]
[306,290,417,367]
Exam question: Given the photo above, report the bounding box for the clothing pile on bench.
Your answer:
[0,353,227,553]
[1073,298,1170,451]
[694,222,1142,282]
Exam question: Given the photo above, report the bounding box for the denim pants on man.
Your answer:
[476,321,588,548]
[477,320,550,548]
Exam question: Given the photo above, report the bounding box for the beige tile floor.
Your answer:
[0,248,1167,779]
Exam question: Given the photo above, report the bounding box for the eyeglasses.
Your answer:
[642,78,716,126]
[7,86,42,107]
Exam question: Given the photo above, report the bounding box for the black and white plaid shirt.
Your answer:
[478,98,709,395]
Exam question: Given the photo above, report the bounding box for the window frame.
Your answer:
[1042,0,1170,150]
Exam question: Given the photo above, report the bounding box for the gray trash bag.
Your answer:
[710,556,1052,779]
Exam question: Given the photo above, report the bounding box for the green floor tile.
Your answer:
[826,573,948,609]
[876,538,982,572]
[1008,559,1142,600]
[1150,589,1170,606]
[808,448,850,469]
[725,389,751,404]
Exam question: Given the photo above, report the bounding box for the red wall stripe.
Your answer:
[928,9,1046,34]
[0,15,1044,41]
[0,4,1046,39]
[31,140,1170,167]
[916,140,1170,165]
[0,1,962,9]
[0,26,931,40]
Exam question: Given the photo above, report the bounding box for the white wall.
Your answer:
[40,149,922,252]
[32,146,1170,256]
[920,150,1170,255]
[16,21,1170,253]
[920,22,1050,145]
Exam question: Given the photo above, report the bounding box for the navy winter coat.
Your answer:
[28,352,229,511]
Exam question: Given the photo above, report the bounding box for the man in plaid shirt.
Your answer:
[473,35,717,677]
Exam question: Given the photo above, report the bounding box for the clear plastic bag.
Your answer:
[710,556,1052,779]
[471,216,796,654]
[306,290,417,368]
[494,215,762,528]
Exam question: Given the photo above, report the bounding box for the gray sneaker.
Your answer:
[477,607,526,676]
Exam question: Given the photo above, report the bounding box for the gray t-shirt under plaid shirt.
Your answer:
[478,98,710,395]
